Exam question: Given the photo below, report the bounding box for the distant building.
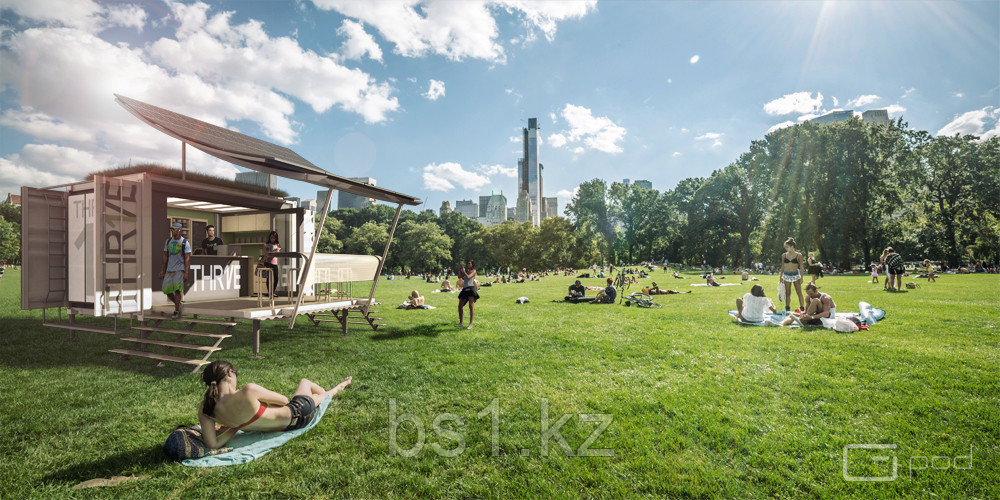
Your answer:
[455,199,478,219]
[236,171,278,191]
[422,209,435,215]
[623,178,631,186]
[633,179,653,190]
[337,177,377,210]
[478,195,491,217]
[518,118,544,226]
[283,196,300,207]
[300,199,318,213]
[862,109,890,126]
[483,193,508,226]
[515,190,532,223]
[543,197,558,219]
[316,190,331,211]
[3,193,21,206]
[507,207,516,221]
[810,110,854,125]
[440,200,452,216]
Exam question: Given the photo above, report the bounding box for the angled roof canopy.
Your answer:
[115,94,419,206]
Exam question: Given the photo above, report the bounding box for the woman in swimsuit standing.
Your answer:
[197,360,352,449]
[779,237,806,313]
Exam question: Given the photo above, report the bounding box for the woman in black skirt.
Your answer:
[456,259,478,329]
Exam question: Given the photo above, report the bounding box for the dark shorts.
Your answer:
[889,266,904,275]
[285,395,317,431]
[458,287,479,301]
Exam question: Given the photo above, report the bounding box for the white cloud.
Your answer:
[548,104,626,154]
[422,162,491,191]
[901,87,916,99]
[832,96,839,106]
[671,151,682,157]
[149,1,399,126]
[0,108,95,143]
[508,135,520,143]
[953,92,964,98]
[763,91,824,115]
[337,19,383,61]
[480,164,516,178]
[422,79,446,100]
[3,0,104,33]
[767,121,797,133]
[847,94,879,108]
[555,186,579,205]
[105,4,148,31]
[680,127,688,133]
[689,54,699,64]
[885,104,906,117]
[311,0,594,62]
[695,132,723,147]
[936,106,999,139]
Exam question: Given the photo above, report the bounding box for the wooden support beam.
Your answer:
[287,187,334,329]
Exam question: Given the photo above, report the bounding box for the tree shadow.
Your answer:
[369,322,449,341]
[42,444,169,485]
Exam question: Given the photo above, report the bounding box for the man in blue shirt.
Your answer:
[591,277,617,304]
[159,222,191,319]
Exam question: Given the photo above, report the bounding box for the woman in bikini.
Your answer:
[456,259,478,329]
[197,360,352,449]
[779,237,806,313]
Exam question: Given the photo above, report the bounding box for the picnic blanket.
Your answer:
[691,283,742,287]
[396,304,437,309]
[727,302,885,329]
[431,289,456,293]
[182,395,331,467]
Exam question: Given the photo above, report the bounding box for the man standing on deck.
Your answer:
[160,222,191,319]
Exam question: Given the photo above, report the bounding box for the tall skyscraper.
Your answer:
[478,195,491,217]
[515,190,532,223]
[633,179,653,190]
[518,117,543,226]
[337,177,377,210]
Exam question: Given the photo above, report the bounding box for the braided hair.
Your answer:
[201,360,235,417]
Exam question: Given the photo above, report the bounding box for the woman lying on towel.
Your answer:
[642,282,690,295]
[197,361,352,449]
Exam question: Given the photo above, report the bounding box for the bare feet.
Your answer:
[327,376,352,396]
[466,324,473,329]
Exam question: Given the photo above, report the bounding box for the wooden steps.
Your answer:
[109,349,211,367]
[110,316,237,373]
[131,326,231,339]
[120,337,222,352]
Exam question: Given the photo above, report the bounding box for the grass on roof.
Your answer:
[86,164,290,198]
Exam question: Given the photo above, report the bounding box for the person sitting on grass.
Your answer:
[197,360,351,450]
[404,290,425,309]
[440,279,454,292]
[705,274,721,287]
[672,271,683,279]
[591,277,617,304]
[735,284,776,323]
[643,282,690,295]
[741,270,750,281]
[567,280,586,299]
[780,283,836,326]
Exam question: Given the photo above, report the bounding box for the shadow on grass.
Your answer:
[42,444,168,485]
[369,322,450,341]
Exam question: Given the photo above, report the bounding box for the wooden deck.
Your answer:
[149,297,369,320]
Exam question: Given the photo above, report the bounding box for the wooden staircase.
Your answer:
[109,314,237,373]
[306,305,384,336]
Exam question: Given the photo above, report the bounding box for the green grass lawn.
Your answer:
[1,268,998,498]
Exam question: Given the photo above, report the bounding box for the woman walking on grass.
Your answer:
[456,259,478,329]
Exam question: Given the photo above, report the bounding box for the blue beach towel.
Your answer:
[728,302,886,328]
[182,395,332,467]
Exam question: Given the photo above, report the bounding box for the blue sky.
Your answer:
[2,0,998,212]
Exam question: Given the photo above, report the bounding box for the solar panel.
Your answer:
[115,94,419,205]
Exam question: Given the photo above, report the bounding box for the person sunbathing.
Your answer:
[672,271,683,279]
[735,284,776,322]
[197,360,351,449]
[781,283,836,326]
[642,282,690,295]
[705,274,721,287]
[440,279,454,292]
[404,290,425,309]
[741,270,749,281]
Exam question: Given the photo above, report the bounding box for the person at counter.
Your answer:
[160,222,191,319]
[262,231,280,297]
[201,225,224,255]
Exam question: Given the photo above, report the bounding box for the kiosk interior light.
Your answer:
[215,206,248,212]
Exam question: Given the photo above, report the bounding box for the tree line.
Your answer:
[319,118,998,273]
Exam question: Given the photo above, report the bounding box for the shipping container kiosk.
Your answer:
[20,95,419,371]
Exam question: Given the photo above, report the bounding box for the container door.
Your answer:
[93,176,144,316]
[20,187,68,310]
